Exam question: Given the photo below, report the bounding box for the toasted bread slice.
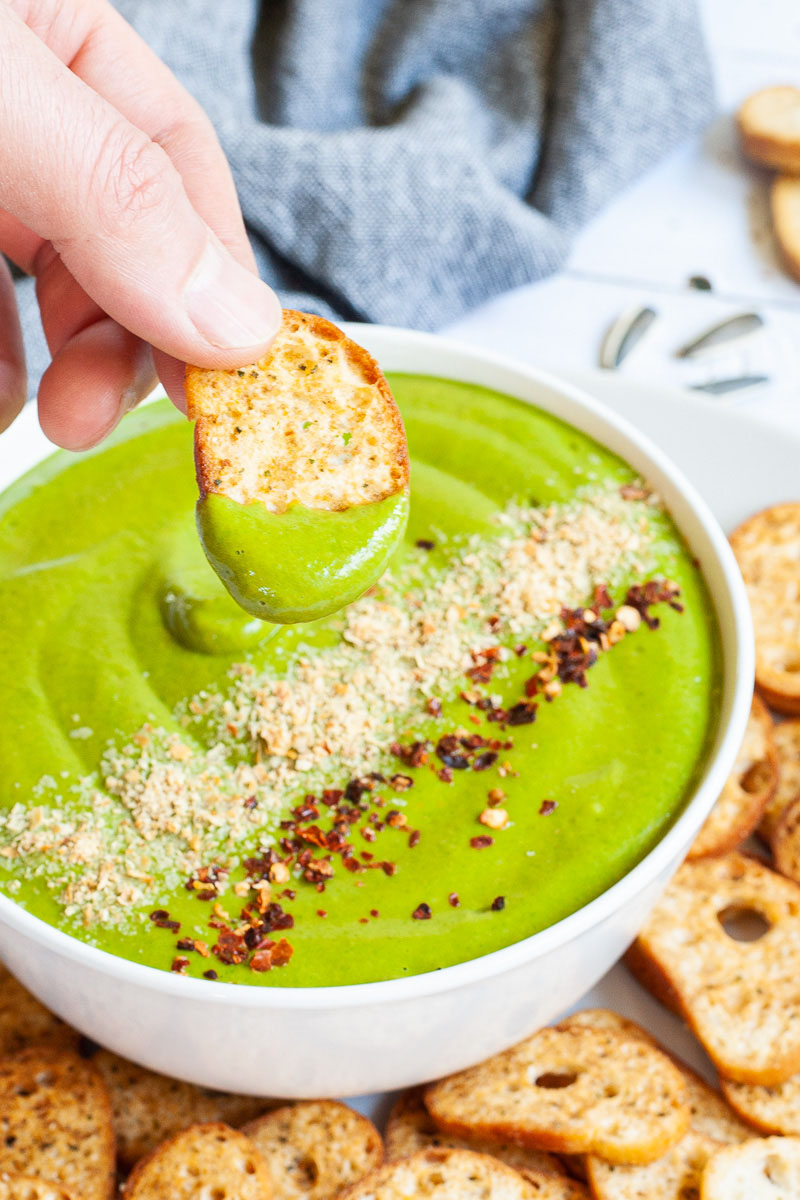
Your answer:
[122,1122,271,1199]
[242,1100,382,1199]
[385,1088,567,1181]
[0,1179,75,1200]
[689,695,778,858]
[772,176,800,285]
[700,1135,800,1199]
[721,1066,800,1136]
[186,310,408,514]
[588,1130,721,1200]
[738,86,800,174]
[561,1010,752,1144]
[626,853,800,1085]
[339,1148,581,1199]
[730,503,800,713]
[773,794,800,885]
[424,1024,689,1166]
[761,718,800,841]
[0,965,77,1056]
[0,1047,115,1200]
[92,1049,274,1168]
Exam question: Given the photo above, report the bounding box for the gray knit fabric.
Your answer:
[17,0,714,386]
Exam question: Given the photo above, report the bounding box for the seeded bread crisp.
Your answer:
[772,177,800,286]
[0,1179,75,1200]
[587,1130,721,1200]
[186,310,408,514]
[243,1100,382,1199]
[700,1135,800,1199]
[384,1089,568,1181]
[0,966,77,1056]
[122,1123,271,1199]
[339,1147,572,1199]
[92,1050,274,1168]
[721,1067,800,1136]
[626,853,800,1085]
[689,695,778,858]
[738,86,800,173]
[761,719,800,841]
[0,1047,115,1200]
[424,1025,689,1166]
[731,503,800,712]
[561,1010,752,1145]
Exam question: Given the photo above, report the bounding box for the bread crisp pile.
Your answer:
[738,86,800,283]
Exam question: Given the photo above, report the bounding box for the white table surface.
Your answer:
[444,0,800,437]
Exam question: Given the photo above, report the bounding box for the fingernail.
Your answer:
[184,240,281,350]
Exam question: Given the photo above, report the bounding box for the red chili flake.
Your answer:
[436,735,470,769]
[408,829,421,848]
[514,643,528,657]
[507,701,538,726]
[359,917,369,924]
[468,714,481,725]
[426,697,443,717]
[487,614,500,629]
[386,811,407,829]
[250,938,294,972]
[390,773,414,792]
[391,740,430,768]
[620,483,650,501]
[202,969,218,981]
[317,909,328,918]
[360,851,374,861]
[470,835,494,849]
[176,938,196,952]
[370,909,379,918]
[448,892,460,908]
[412,903,432,920]
[416,538,435,550]
[438,767,454,784]
[539,799,558,816]
[381,861,397,876]
[594,583,614,609]
[491,896,506,911]
[170,957,190,974]
[472,751,498,771]
[466,662,493,684]
[281,889,297,901]
[212,928,248,965]
[149,910,180,932]
[196,889,217,902]
[361,826,377,844]
[243,795,258,810]
[304,859,335,885]
[321,788,344,806]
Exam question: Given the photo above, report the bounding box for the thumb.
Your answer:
[0,6,280,368]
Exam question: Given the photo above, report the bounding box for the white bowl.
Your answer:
[0,325,753,1096]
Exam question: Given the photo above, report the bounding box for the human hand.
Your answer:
[0,0,281,450]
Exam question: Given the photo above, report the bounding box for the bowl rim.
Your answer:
[0,323,755,1009]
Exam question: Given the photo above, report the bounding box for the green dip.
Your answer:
[0,376,720,986]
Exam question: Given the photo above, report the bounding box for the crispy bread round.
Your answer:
[700,1135,800,1199]
[424,1025,689,1166]
[738,86,800,173]
[243,1100,382,1200]
[722,1066,800,1136]
[384,1088,567,1181]
[122,1123,271,1199]
[0,965,77,1057]
[0,1047,115,1200]
[588,1130,721,1200]
[627,853,800,1085]
[730,503,800,713]
[0,1179,76,1200]
[186,310,408,514]
[761,718,800,841]
[772,176,800,286]
[689,695,778,858]
[339,1148,581,1199]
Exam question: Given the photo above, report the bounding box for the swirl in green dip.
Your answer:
[0,376,720,986]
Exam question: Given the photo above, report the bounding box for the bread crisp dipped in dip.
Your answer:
[186,310,410,623]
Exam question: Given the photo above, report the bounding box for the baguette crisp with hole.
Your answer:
[587,1130,721,1200]
[186,310,408,514]
[561,1010,752,1144]
[731,503,800,713]
[92,1049,275,1168]
[689,695,777,858]
[761,719,800,840]
[243,1100,382,1199]
[700,1135,800,1199]
[339,1148,579,1199]
[626,853,800,1085]
[0,1180,75,1200]
[0,965,77,1056]
[385,1089,568,1181]
[772,176,800,286]
[122,1123,271,1199]
[738,86,800,174]
[0,1047,115,1200]
[424,1025,689,1165]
